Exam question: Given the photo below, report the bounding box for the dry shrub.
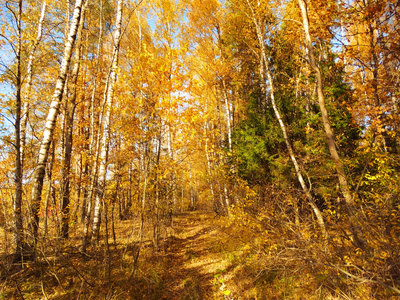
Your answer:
[222,183,400,299]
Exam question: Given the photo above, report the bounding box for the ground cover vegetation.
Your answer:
[0,0,399,298]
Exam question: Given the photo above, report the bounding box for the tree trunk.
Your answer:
[133,153,148,273]
[80,0,104,227]
[246,0,327,238]
[60,1,86,239]
[72,152,83,223]
[13,0,25,263]
[43,141,55,236]
[298,0,366,248]
[298,0,352,205]
[28,0,85,248]
[153,134,162,250]
[222,81,233,152]
[91,0,123,242]
[21,0,47,168]
[204,120,216,212]
[80,162,89,223]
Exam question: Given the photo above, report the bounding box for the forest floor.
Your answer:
[149,211,233,299]
[0,211,244,299]
[2,210,396,299]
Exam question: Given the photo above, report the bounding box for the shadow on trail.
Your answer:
[0,211,224,300]
[156,211,220,299]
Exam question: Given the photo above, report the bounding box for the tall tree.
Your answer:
[297,0,367,247]
[60,0,87,239]
[90,0,123,246]
[243,0,327,236]
[21,0,47,170]
[298,0,352,205]
[12,0,24,262]
[28,0,86,248]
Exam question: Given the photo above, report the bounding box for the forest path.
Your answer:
[0,211,234,300]
[157,211,229,299]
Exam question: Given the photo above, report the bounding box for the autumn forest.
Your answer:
[0,0,399,298]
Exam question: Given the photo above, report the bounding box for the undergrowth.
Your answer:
[1,205,399,299]
[213,184,400,300]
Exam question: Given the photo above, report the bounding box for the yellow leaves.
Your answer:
[378,251,388,260]
[242,243,251,251]
[355,248,363,256]
[365,173,379,181]
[305,125,314,135]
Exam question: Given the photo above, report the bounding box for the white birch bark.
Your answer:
[43,141,55,236]
[60,0,87,239]
[204,118,216,211]
[21,0,47,167]
[80,0,104,233]
[28,0,85,245]
[222,81,233,152]
[246,0,327,238]
[91,0,123,242]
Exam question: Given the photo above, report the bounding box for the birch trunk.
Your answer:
[91,0,123,242]
[43,141,55,236]
[298,0,367,247]
[298,0,352,205]
[132,153,148,272]
[28,0,85,246]
[222,81,233,152]
[189,162,194,210]
[204,120,216,212]
[21,0,46,168]
[153,134,162,250]
[246,0,327,238]
[73,152,83,222]
[80,0,103,228]
[60,2,87,239]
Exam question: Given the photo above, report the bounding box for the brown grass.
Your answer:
[0,211,232,299]
[1,210,398,299]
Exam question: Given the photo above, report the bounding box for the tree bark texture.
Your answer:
[28,0,85,246]
[13,0,24,262]
[91,0,123,242]
[297,0,353,205]
[60,1,87,239]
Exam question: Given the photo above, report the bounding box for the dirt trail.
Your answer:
[0,211,233,300]
[159,211,228,299]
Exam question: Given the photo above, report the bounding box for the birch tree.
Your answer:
[0,0,48,261]
[60,0,87,239]
[21,0,47,169]
[245,0,327,237]
[28,0,86,248]
[297,0,367,247]
[90,0,123,245]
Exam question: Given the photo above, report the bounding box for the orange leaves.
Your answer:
[341,1,399,131]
